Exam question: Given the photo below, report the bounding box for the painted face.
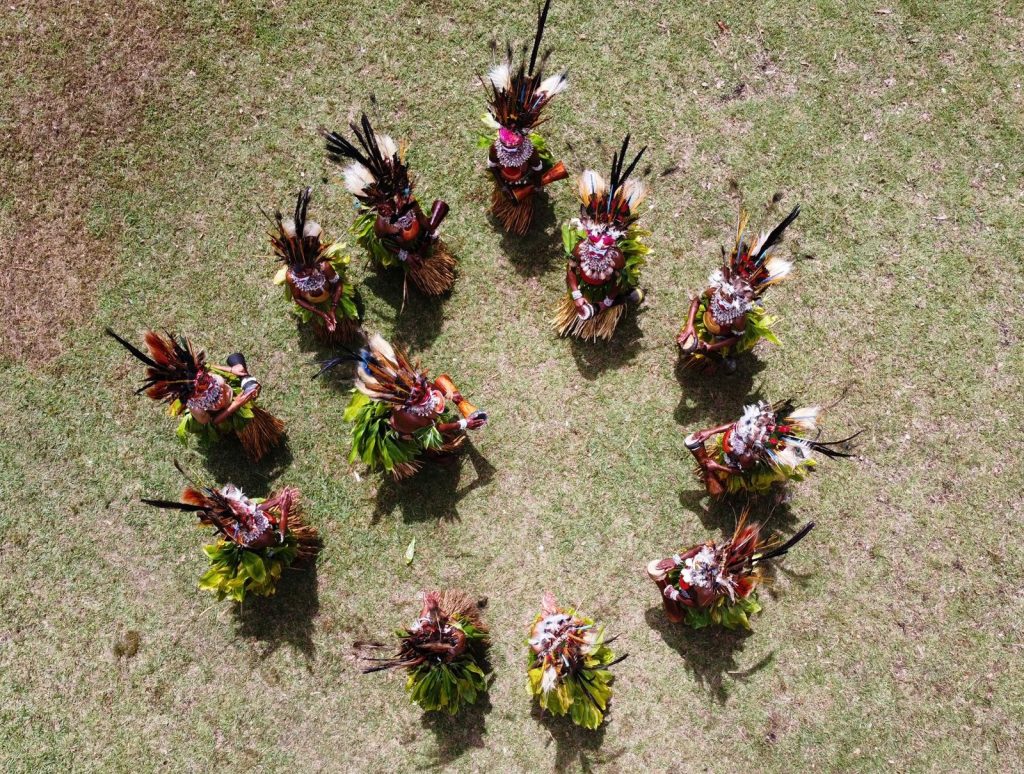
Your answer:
[495,127,534,168]
[188,370,223,407]
[708,271,755,324]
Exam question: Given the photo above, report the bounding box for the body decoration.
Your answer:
[107,329,284,461]
[480,0,569,235]
[322,114,455,298]
[553,135,649,341]
[647,517,815,630]
[363,590,491,715]
[269,187,360,342]
[526,592,625,730]
[678,206,800,371]
[142,462,319,602]
[316,334,487,480]
[685,399,857,497]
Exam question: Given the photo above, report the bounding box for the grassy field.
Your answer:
[2,0,1022,770]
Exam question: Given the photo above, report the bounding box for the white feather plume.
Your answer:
[578,170,605,205]
[368,333,397,366]
[751,229,770,257]
[762,256,792,284]
[785,405,820,432]
[622,180,647,212]
[536,72,568,98]
[342,162,374,196]
[488,63,511,91]
[375,133,398,159]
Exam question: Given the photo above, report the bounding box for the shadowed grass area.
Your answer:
[1,0,1022,770]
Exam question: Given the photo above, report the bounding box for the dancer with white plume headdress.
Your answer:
[141,462,320,603]
[315,334,487,480]
[553,135,650,341]
[321,114,455,298]
[684,399,858,497]
[267,186,361,342]
[647,513,815,629]
[678,205,801,372]
[480,0,569,235]
[526,593,626,730]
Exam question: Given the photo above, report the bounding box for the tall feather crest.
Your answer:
[483,0,567,132]
[322,114,413,208]
[578,135,647,226]
[108,328,206,403]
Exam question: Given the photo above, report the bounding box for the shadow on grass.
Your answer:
[673,351,768,427]
[494,194,561,278]
[361,267,449,352]
[645,606,771,705]
[199,438,294,493]
[233,561,319,668]
[372,443,496,524]
[677,488,801,536]
[420,693,493,768]
[291,290,368,363]
[567,313,645,380]
[532,706,625,773]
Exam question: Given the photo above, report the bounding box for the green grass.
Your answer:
[2,0,1023,770]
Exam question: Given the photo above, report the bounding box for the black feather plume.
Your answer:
[754,204,800,261]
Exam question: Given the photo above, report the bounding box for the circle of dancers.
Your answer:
[107,1,858,728]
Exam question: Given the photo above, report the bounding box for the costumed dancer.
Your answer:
[321,115,455,298]
[685,400,857,497]
[677,206,800,371]
[142,462,320,603]
[363,590,491,715]
[647,517,815,630]
[315,334,487,480]
[268,186,360,342]
[481,0,569,235]
[526,592,626,730]
[107,328,284,462]
[554,135,649,341]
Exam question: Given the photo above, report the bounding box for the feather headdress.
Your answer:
[485,0,567,133]
[321,114,410,209]
[716,205,800,297]
[728,399,860,471]
[576,135,647,227]
[676,515,815,605]
[315,334,433,410]
[267,187,328,270]
[107,328,207,404]
[140,460,245,539]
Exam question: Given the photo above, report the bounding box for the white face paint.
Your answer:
[708,271,754,324]
[730,401,775,456]
[496,133,534,168]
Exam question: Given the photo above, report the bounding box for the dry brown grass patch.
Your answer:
[0,1,175,363]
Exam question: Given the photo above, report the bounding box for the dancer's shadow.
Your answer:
[233,562,320,668]
[495,195,561,278]
[678,477,803,535]
[533,708,625,772]
[677,487,802,538]
[645,606,770,705]
[420,692,492,768]
[200,439,294,490]
[293,290,368,361]
[361,270,448,352]
[567,313,645,380]
[673,352,767,427]
[371,443,496,524]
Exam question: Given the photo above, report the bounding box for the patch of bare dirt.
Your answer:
[0,1,177,364]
